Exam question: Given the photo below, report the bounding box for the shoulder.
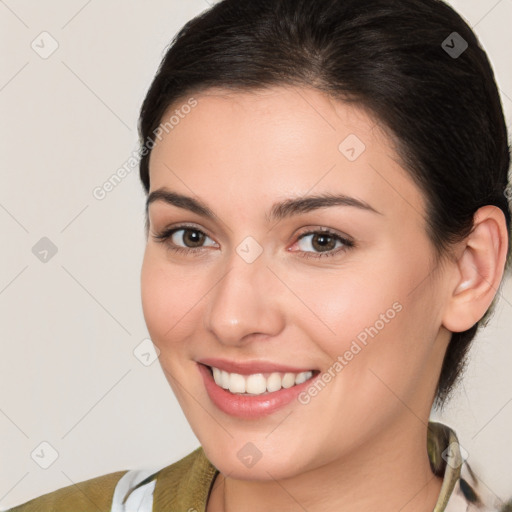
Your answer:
[5,447,218,512]
[428,421,512,512]
[120,446,218,510]
[5,470,129,512]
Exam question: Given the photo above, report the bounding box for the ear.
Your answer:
[442,205,509,333]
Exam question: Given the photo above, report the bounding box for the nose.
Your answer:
[203,250,286,347]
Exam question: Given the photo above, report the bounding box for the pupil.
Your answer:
[186,230,204,247]
[313,234,334,251]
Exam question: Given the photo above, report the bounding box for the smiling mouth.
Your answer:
[204,364,320,396]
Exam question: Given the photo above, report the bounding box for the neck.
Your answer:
[207,417,444,512]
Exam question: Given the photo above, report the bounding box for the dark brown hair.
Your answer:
[137,0,511,406]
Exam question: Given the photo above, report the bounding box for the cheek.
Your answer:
[357,284,437,399]
[140,248,204,351]
[294,264,401,353]
[300,246,436,379]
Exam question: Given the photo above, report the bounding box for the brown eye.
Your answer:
[311,233,337,252]
[291,228,355,260]
[296,231,349,254]
[152,225,218,254]
[174,228,206,248]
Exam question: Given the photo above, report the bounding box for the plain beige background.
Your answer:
[0,0,511,509]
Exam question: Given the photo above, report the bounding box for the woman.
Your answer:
[7,0,512,510]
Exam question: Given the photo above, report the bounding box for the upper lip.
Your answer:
[197,357,317,375]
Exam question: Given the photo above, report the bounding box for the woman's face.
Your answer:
[141,85,452,479]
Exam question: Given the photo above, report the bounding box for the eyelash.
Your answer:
[152,224,355,260]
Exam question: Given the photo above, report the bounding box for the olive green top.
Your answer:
[5,421,502,511]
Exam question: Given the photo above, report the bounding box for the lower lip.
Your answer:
[197,363,319,418]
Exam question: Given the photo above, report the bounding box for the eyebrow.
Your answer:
[146,188,382,223]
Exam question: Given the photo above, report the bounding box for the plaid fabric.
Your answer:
[5,421,511,511]
[428,422,510,511]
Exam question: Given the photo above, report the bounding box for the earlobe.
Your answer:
[442,205,508,333]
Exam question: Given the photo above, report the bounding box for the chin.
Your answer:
[202,438,315,481]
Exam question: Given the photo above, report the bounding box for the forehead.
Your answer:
[147,85,425,223]
[151,85,385,164]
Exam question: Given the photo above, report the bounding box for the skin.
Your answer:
[140,85,508,512]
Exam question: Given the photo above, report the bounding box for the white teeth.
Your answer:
[266,372,282,392]
[294,371,309,385]
[221,370,230,389]
[246,373,267,394]
[229,373,246,393]
[281,372,296,388]
[210,366,314,395]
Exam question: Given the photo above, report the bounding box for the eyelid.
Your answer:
[289,227,355,259]
[152,223,218,246]
[294,225,354,242]
[152,221,214,238]
[153,222,353,241]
